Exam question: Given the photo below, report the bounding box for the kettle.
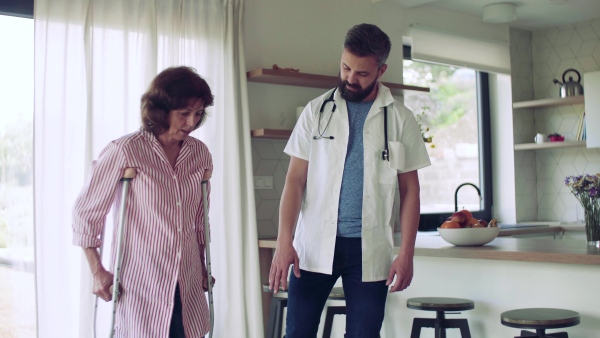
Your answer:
[553,68,584,98]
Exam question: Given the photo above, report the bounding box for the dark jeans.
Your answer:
[285,237,388,338]
[170,284,185,338]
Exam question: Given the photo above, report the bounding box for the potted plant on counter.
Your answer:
[565,173,600,247]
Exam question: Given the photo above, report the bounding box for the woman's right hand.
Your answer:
[93,268,114,302]
[268,241,300,294]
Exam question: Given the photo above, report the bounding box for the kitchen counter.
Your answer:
[497,224,563,237]
[258,225,599,337]
[259,225,599,266]
[405,234,600,265]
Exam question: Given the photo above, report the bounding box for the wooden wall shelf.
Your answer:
[247,68,430,95]
[251,128,292,140]
[514,141,586,151]
[513,96,584,109]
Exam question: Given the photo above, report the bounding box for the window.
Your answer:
[0,11,36,337]
[403,46,493,230]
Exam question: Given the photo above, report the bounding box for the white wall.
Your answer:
[489,73,517,224]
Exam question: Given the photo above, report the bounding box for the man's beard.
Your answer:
[338,77,378,102]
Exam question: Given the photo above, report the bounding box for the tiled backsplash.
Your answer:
[252,139,289,238]
[511,18,600,223]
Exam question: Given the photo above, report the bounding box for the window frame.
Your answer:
[402,45,493,231]
[0,0,34,18]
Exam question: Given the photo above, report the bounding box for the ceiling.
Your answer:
[393,0,600,30]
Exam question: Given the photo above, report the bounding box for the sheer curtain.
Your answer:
[33,0,263,337]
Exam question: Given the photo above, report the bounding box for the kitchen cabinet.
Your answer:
[247,68,430,139]
[512,96,587,151]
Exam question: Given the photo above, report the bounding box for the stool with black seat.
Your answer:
[407,297,474,338]
[262,284,346,338]
[500,308,580,338]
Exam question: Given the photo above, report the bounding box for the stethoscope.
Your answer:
[313,88,390,161]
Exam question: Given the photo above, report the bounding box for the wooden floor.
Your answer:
[0,266,36,337]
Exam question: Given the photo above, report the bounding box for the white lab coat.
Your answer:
[284,83,431,281]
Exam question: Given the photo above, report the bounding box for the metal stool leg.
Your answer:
[547,333,568,338]
[434,311,446,338]
[445,319,471,338]
[411,316,473,338]
[517,330,538,337]
[322,306,346,338]
[519,329,569,338]
[410,318,435,338]
[266,298,287,338]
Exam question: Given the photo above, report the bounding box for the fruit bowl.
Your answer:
[438,226,501,246]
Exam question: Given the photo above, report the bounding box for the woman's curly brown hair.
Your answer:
[141,66,214,135]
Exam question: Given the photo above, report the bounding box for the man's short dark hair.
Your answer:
[343,23,391,68]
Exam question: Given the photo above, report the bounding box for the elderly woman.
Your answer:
[72,66,215,338]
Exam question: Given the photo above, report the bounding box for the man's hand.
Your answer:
[269,241,300,294]
[385,253,414,293]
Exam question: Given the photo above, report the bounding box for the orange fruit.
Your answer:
[459,209,473,219]
[440,221,461,229]
[466,218,480,227]
[449,212,468,227]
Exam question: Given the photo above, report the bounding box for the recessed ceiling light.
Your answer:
[482,2,517,24]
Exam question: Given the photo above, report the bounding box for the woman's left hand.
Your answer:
[203,276,216,292]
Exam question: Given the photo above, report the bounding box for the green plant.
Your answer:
[416,106,434,148]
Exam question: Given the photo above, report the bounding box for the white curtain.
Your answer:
[33,0,263,337]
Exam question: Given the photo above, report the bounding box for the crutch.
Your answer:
[108,167,137,338]
[201,180,214,338]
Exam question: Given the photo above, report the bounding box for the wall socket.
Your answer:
[254,176,274,190]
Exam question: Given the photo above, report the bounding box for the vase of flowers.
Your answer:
[565,173,600,246]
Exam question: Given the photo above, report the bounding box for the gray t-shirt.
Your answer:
[337,100,373,237]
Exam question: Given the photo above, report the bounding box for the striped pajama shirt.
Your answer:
[73,129,212,337]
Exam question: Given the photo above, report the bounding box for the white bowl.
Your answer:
[438,227,501,246]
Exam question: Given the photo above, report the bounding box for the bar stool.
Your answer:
[407,297,474,338]
[322,287,345,338]
[501,308,580,338]
[262,284,346,338]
